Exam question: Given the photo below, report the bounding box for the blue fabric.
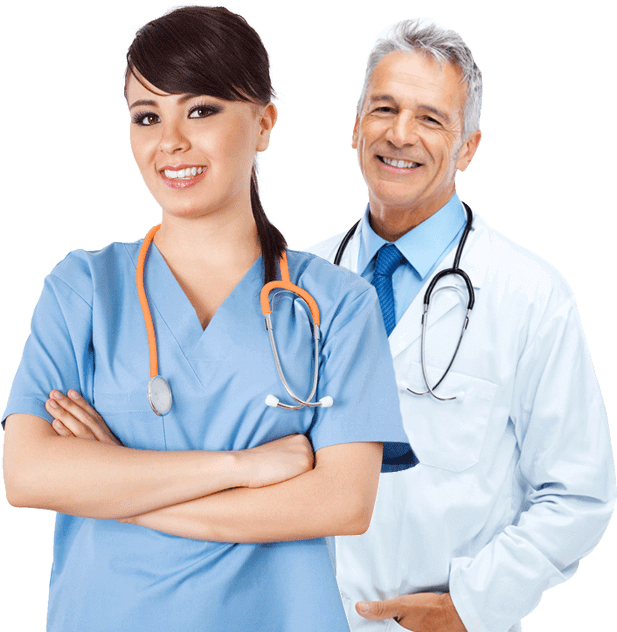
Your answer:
[3,242,415,632]
[371,244,406,336]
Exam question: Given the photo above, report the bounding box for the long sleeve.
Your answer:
[449,295,616,632]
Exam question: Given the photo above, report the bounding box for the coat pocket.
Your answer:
[398,362,497,472]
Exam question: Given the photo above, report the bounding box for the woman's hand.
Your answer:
[45,390,122,446]
[44,390,312,488]
[239,434,315,488]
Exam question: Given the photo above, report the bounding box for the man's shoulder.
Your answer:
[288,248,372,296]
[477,217,574,303]
[305,232,348,263]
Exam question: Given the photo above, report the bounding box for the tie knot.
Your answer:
[374,244,405,278]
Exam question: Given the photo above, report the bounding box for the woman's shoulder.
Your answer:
[47,240,142,304]
[288,249,372,290]
[286,249,379,325]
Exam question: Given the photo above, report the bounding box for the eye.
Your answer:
[132,112,160,126]
[373,106,394,114]
[188,104,220,119]
[421,115,441,125]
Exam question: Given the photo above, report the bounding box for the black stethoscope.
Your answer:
[334,202,475,401]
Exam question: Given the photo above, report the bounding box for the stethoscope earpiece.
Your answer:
[265,395,280,408]
[266,394,333,409]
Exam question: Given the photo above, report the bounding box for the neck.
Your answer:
[154,203,261,269]
[368,187,456,242]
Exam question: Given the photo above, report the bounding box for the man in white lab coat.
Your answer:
[310,19,615,632]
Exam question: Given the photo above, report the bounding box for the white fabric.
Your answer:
[309,214,616,632]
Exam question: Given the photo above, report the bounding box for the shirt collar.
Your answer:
[358,193,467,279]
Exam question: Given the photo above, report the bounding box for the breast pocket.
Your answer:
[93,389,167,450]
[399,362,497,472]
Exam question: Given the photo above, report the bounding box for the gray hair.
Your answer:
[358,19,482,138]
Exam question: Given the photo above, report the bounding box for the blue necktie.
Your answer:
[372,244,405,336]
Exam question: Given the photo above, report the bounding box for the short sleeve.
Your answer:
[2,255,94,428]
[306,266,417,472]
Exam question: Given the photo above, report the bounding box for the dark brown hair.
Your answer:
[126,5,286,283]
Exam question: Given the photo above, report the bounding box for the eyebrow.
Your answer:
[128,94,202,110]
[368,94,451,124]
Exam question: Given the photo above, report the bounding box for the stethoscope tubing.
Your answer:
[137,229,332,415]
[265,315,322,410]
[334,203,475,401]
[261,253,333,410]
[136,225,173,416]
[136,225,163,380]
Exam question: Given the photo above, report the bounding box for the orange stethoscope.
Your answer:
[137,225,333,416]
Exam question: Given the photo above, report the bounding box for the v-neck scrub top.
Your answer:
[3,241,415,632]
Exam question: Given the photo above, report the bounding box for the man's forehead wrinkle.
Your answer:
[366,77,444,111]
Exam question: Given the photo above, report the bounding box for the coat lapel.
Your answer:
[390,217,491,360]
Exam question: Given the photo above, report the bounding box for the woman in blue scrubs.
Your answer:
[3,6,414,632]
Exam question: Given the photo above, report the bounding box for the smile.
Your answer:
[159,165,208,189]
[162,166,206,179]
[378,156,421,169]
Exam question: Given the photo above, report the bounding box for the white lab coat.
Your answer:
[309,213,616,632]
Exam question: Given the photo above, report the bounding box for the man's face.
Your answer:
[353,51,480,227]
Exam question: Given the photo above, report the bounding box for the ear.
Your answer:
[352,113,360,149]
[455,129,481,172]
[256,103,278,152]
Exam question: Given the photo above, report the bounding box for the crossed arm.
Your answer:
[3,389,383,541]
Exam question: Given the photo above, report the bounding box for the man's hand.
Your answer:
[357,592,467,632]
[45,390,122,446]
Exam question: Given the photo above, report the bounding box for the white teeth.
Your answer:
[382,157,418,169]
[163,166,205,179]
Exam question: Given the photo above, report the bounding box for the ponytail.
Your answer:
[250,166,287,283]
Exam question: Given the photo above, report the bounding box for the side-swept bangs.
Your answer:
[125,6,272,105]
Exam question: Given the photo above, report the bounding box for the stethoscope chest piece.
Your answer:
[148,375,173,416]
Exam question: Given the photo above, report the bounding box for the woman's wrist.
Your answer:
[207,450,247,491]
[227,450,252,489]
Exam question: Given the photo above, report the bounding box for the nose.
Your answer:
[385,112,419,148]
[158,120,190,154]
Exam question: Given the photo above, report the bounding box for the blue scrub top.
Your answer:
[3,241,415,632]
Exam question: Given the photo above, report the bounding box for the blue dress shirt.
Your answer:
[358,193,467,328]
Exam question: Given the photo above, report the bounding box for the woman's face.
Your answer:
[126,72,276,220]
